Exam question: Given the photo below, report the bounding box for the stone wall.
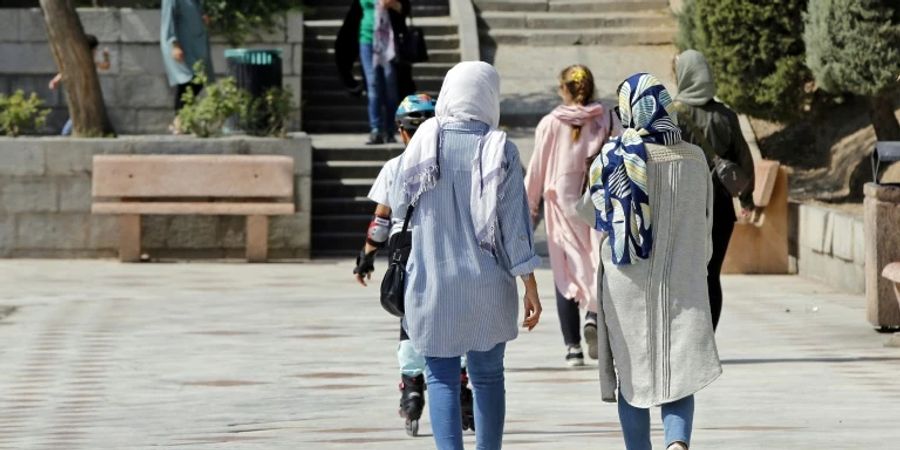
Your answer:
[0,8,304,135]
[0,134,312,259]
[796,202,866,294]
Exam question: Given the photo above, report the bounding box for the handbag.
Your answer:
[380,205,415,317]
[674,102,751,197]
[397,10,429,64]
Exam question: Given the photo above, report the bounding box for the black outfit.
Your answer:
[678,101,755,331]
[174,81,202,111]
[335,0,416,98]
[555,289,598,346]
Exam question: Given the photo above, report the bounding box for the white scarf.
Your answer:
[372,2,396,68]
[398,62,507,253]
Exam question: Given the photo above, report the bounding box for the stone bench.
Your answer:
[91,155,295,262]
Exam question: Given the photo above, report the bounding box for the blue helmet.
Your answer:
[395,93,436,133]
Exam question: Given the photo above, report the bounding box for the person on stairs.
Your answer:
[353,93,476,436]
[525,65,620,367]
[674,49,755,331]
[577,73,722,450]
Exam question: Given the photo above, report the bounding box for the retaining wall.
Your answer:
[796,202,866,294]
[0,8,304,135]
[0,134,312,259]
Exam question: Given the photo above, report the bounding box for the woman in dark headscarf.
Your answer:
[674,49,755,331]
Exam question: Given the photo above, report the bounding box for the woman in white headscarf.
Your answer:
[389,61,543,450]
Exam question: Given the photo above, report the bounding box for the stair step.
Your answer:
[306,33,461,51]
[305,120,372,133]
[310,232,372,254]
[479,10,673,29]
[304,47,461,64]
[314,160,388,179]
[313,179,380,198]
[304,19,460,36]
[312,214,375,234]
[306,4,450,21]
[483,27,676,46]
[305,75,446,91]
[474,0,669,13]
[314,145,404,161]
[306,104,370,122]
[312,197,378,215]
[304,62,453,79]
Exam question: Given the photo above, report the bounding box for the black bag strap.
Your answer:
[674,101,718,169]
[400,204,415,234]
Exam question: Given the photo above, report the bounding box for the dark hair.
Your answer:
[86,34,99,50]
[559,64,596,141]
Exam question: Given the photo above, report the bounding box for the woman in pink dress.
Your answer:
[525,65,620,366]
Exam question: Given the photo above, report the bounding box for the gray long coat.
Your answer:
[578,141,722,408]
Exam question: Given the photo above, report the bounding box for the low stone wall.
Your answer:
[0,134,312,259]
[796,202,865,294]
[0,8,304,135]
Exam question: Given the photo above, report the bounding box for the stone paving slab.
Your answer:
[0,260,899,449]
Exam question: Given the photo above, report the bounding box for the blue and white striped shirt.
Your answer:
[390,119,541,358]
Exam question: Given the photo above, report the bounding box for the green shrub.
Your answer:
[0,90,50,137]
[241,86,293,137]
[688,0,811,121]
[205,0,304,46]
[177,62,248,138]
[675,0,697,51]
[805,0,900,97]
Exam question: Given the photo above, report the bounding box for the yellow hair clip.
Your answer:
[569,67,588,84]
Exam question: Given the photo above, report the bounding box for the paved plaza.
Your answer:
[1,260,899,449]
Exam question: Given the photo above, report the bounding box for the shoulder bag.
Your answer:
[675,102,751,197]
[397,8,429,64]
[380,205,415,317]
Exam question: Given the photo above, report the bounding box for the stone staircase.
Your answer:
[303,0,462,256]
[302,0,460,133]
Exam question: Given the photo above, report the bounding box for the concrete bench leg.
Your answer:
[246,215,269,262]
[119,215,141,262]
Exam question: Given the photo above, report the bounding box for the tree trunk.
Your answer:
[869,94,900,142]
[39,0,114,137]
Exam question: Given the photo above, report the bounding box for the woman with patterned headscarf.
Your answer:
[525,64,621,367]
[577,73,721,450]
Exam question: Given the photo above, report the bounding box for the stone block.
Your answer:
[99,75,118,106]
[853,219,866,266]
[142,215,168,248]
[865,184,900,327]
[799,204,828,253]
[243,135,311,176]
[78,8,121,43]
[45,137,133,176]
[831,213,856,262]
[291,43,303,76]
[270,212,309,249]
[128,135,244,155]
[0,10,18,42]
[18,9,47,42]
[0,178,58,213]
[6,75,63,108]
[120,44,166,75]
[286,12,304,44]
[218,216,246,249]
[798,245,865,294]
[297,176,311,213]
[166,216,218,249]
[284,75,301,106]
[15,213,89,250]
[57,176,93,213]
[133,109,175,134]
[0,141,45,176]
[0,214,13,256]
[116,74,172,108]
[0,43,56,74]
[121,8,160,43]
[87,215,119,248]
[108,108,138,134]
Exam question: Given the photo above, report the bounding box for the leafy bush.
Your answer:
[241,86,293,137]
[204,0,304,46]
[675,0,697,51]
[0,90,50,137]
[177,62,248,137]
[687,0,812,121]
[805,0,900,97]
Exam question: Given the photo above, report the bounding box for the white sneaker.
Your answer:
[565,345,584,367]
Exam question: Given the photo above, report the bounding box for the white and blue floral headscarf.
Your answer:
[588,73,681,265]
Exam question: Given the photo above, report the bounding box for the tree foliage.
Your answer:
[804,0,900,97]
[682,0,812,121]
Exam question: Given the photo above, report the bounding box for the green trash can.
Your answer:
[224,49,283,134]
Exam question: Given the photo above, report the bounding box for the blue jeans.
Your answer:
[618,394,694,450]
[359,43,399,134]
[425,343,506,450]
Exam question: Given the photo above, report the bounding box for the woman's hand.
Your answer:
[521,274,542,331]
[171,43,185,63]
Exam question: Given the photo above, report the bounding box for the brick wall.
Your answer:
[0,8,304,135]
[0,134,312,259]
